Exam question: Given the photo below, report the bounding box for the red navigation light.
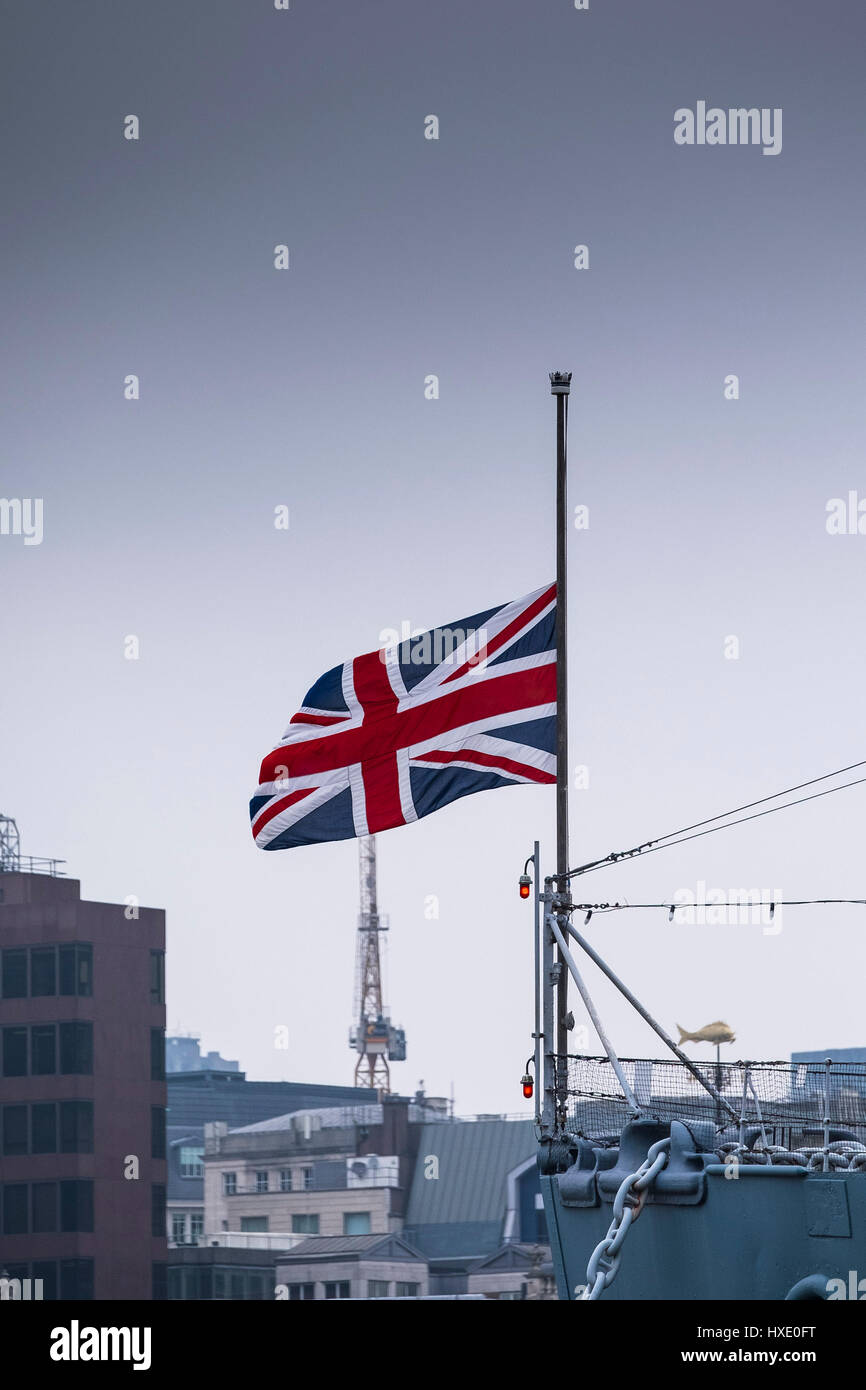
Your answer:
[521,1072,534,1099]
[518,874,531,900]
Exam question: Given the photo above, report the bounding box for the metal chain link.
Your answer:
[577,1134,866,1300]
[577,1137,670,1301]
[716,1139,866,1171]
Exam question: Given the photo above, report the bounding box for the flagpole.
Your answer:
[550,370,572,1110]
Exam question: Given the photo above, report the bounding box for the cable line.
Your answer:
[566,763,866,882]
[573,898,866,914]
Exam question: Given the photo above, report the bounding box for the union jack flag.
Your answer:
[250,582,556,850]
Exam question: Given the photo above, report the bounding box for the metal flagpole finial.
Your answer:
[549,371,572,395]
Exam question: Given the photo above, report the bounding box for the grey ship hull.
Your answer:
[541,1119,866,1301]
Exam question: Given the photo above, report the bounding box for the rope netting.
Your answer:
[559,1055,866,1151]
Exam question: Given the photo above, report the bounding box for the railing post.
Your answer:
[532,841,541,1127]
[540,878,557,1140]
[823,1057,832,1172]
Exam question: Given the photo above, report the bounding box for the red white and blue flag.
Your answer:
[250,582,556,850]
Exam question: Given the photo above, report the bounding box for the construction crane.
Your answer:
[349,835,406,1091]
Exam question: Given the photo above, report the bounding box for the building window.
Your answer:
[79,944,93,996]
[32,1103,57,1154]
[151,1184,166,1238]
[33,1261,58,1301]
[395,1282,419,1297]
[324,1281,351,1300]
[180,1145,204,1178]
[343,1211,371,1235]
[152,1263,167,1301]
[0,946,93,1001]
[3,1184,29,1234]
[60,1101,93,1154]
[302,1166,314,1191]
[59,944,92,997]
[279,1169,293,1192]
[59,1022,92,1075]
[2,1105,28,1157]
[32,1182,58,1234]
[150,951,165,1005]
[60,1180,94,1233]
[368,1280,389,1298]
[288,1283,315,1300]
[1,949,27,998]
[0,1108,99,1189]
[291,1213,319,1234]
[255,1171,269,1193]
[2,1026,27,1077]
[223,1172,237,1196]
[151,1028,165,1080]
[1,1263,28,1293]
[190,1211,204,1242]
[31,1024,57,1075]
[151,1107,167,1159]
[30,947,57,997]
[171,1213,187,1244]
[241,1216,269,1233]
[59,1258,94,1300]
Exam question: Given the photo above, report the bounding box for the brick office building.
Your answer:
[0,867,167,1299]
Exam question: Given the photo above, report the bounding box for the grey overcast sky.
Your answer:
[2,0,865,1112]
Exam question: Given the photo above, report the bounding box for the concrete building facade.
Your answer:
[167,1035,239,1075]
[165,1110,551,1298]
[165,1069,384,1248]
[0,870,167,1299]
[275,1234,428,1300]
[203,1101,417,1242]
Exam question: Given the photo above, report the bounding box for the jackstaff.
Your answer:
[550,370,572,1068]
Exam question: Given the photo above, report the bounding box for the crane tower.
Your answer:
[349,836,406,1091]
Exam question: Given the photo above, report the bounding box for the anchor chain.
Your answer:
[578,1137,670,1301]
[716,1139,866,1171]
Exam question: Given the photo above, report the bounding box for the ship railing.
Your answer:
[557,1054,866,1151]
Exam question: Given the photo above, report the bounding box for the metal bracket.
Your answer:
[537,1134,578,1176]
[559,1118,715,1209]
[597,1120,711,1206]
[557,1139,604,1206]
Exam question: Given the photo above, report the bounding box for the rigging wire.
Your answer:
[565,766,866,882]
[623,757,866,847]
[573,898,866,913]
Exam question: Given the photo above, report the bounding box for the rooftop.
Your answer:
[406,1118,536,1227]
[281,1233,425,1263]
[231,1103,385,1135]
[166,1074,377,1131]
